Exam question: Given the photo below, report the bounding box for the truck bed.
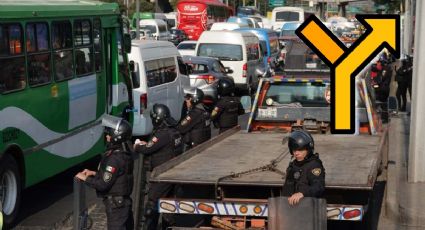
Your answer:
[151,129,386,190]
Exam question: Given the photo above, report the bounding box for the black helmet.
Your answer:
[287,130,314,156]
[217,78,235,96]
[102,114,132,144]
[184,87,204,105]
[150,103,171,127]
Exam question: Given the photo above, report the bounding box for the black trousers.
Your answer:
[104,197,134,230]
[396,82,408,111]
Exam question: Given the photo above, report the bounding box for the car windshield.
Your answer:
[263,82,330,107]
[177,43,196,50]
[170,30,179,34]
[276,11,300,22]
[198,44,243,61]
[140,25,157,33]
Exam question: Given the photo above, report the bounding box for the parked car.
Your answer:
[169,28,188,45]
[177,40,197,56]
[182,55,234,107]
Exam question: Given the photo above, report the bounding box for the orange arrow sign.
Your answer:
[296,15,400,134]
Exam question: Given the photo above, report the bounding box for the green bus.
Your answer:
[0,0,133,226]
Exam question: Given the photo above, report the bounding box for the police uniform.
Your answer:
[282,153,325,198]
[134,124,182,230]
[396,64,409,111]
[177,104,211,147]
[211,96,245,133]
[85,144,134,230]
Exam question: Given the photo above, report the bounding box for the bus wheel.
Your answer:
[0,154,22,227]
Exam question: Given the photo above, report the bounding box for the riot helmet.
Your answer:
[217,78,235,96]
[184,87,204,105]
[287,130,314,156]
[150,103,171,127]
[102,114,132,144]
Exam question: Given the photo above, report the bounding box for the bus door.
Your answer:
[103,26,131,117]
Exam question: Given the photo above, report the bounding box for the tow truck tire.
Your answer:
[0,154,22,228]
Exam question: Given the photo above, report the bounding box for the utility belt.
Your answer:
[103,195,131,209]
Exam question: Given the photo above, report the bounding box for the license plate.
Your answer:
[258,107,277,118]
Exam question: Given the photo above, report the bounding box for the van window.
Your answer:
[145,57,177,87]
[276,12,300,22]
[158,24,167,33]
[247,43,259,61]
[198,44,243,61]
[141,25,157,34]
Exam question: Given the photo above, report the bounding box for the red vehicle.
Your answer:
[177,0,233,40]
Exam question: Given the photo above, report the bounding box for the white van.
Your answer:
[210,22,248,31]
[196,31,264,94]
[129,40,188,136]
[271,7,313,31]
[139,19,170,41]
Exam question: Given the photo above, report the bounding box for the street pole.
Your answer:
[409,0,425,182]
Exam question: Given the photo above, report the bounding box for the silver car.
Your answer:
[182,56,233,106]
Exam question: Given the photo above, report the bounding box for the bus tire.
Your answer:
[0,154,22,228]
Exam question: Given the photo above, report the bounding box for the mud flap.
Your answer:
[268,197,327,230]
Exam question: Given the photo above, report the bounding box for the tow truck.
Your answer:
[146,54,387,228]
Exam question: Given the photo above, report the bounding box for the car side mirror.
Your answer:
[123,34,132,53]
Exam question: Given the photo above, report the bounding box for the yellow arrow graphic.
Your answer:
[296,15,400,133]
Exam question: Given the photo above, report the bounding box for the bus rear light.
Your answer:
[140,93,147,114]
[197,75,215,84]
[267,57,271,63]
[343,209,361,220]
[242,63,247,78]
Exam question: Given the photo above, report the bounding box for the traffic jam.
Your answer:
[0,0,405,229]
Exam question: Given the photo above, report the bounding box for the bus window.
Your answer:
[26,22,51,86]
[52,21,73,81]
[93,18,102,72]
[74,20,93,76]
[0,24,26,93]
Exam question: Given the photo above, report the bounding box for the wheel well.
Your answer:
[3,145,25,188]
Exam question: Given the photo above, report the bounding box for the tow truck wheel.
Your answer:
[0,154,22,228]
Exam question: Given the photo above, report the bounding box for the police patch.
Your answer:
[312,168,322,176]
[103,172,112,182]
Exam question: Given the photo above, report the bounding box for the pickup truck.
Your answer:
[145,59,387,228]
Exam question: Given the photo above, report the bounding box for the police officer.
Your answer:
[177,87,211,149]
[75,115,134,230]
[396,59,409,112]
[133,104,183,230]
[282,130,325,206]
[211,78,245,134]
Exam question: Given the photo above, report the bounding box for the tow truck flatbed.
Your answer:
[151,129,385,190]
